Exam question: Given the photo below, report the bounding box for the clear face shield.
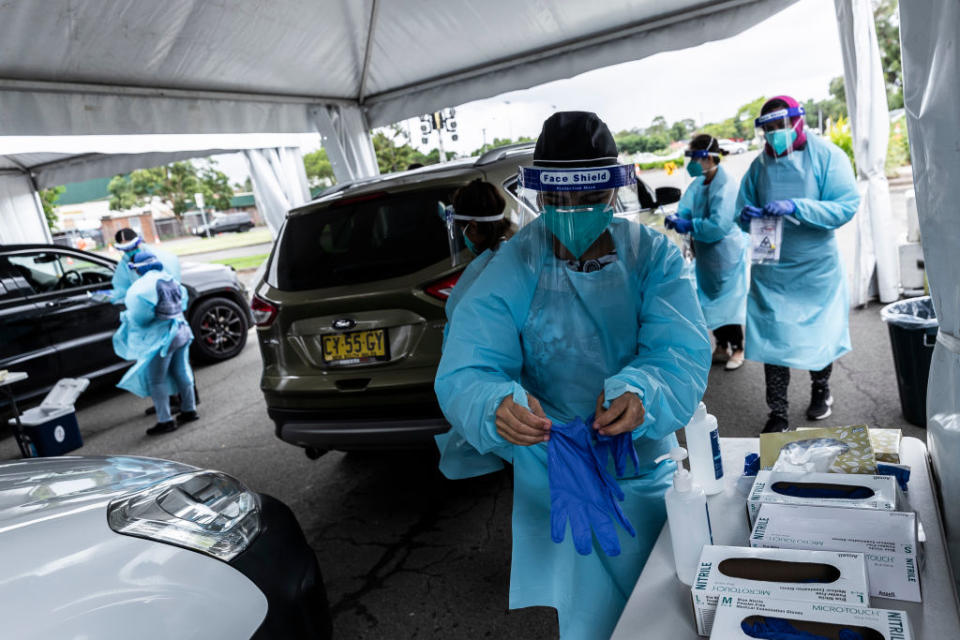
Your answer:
[755,106,805,162]
[683,148,720,179]
[518,164,640,263]
[439,202,506,267]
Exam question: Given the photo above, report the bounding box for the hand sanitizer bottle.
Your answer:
[654,447,713,585]
[684,402,725,495]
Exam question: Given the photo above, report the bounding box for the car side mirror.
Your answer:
[655,187,681,207]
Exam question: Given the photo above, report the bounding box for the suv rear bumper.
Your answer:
[268,407,449,450]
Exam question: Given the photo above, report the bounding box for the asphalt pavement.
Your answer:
[0,299,922,639]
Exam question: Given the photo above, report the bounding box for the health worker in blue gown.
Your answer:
[114,250,199,436]
[736,95,860,433]
[434,179,514,480]
[435,111,711,639]
[665,134,749,372]
[110,227,181,304]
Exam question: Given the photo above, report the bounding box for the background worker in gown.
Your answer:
[435,111,710,639]
[737,95,860,433]
[666,134,749,371]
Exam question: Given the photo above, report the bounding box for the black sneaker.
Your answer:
[146,421,178,436]
[177,410,199,426]
[807,386,834,420]
[762,414,790,433]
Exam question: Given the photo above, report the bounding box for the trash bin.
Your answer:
[880,297,938,427]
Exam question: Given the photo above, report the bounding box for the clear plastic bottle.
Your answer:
[655,447,713,585]
[684,402,724,495]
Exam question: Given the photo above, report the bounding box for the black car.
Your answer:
[193,212,255,237]
[0,244,251,407]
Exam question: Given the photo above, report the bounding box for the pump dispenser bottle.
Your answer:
[655,447,713,585]
[684,402,724,495]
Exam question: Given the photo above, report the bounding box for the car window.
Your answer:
[0,265,36,300]
[268,187,459,291]
[6,251,113,294]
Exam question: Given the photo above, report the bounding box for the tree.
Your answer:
[108,159,234,218]
[40,186,65,229]
[469,136,535,157]
[873,0,902,109]
[303,148,335,187]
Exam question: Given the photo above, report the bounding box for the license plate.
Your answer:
[322,329,387,364]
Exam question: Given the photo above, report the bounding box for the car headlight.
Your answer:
[107,471,261,561]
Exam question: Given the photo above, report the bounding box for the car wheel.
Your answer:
[189,297,249,363]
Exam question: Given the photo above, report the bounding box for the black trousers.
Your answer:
[764,363,832,419]
[714,324,744,351]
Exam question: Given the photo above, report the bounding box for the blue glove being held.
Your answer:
[740,205,764,226]
[762,199,796,217]
[664,215,693,234]
[592,425,641,478]
[548,416,636,557]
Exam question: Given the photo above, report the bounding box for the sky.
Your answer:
[5,0,845,186]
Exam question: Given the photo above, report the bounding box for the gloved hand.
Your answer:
[739,205,764,225]
[591,416,641,478]
[762,199,796,216]
[664,215,692,234]
[549,417,636,556]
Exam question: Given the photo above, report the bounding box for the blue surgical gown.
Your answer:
[110,247,181,304]
[114,270,193,398]
[676,164,749,329]
[435,248,512,479]
[736,134,860,370]
[434,216,711,639]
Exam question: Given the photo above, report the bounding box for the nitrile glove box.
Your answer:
[750,503,922,602]
[690,545,869,637]
[9,406,83,457]
[710,597,913,640]
[746,470,898,524]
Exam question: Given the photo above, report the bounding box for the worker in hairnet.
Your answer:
[737,95,859,433]
[435,179,514,480]
[665,133,749,371]
[435,111,711,639]
[113,249,198,435]
[110,227,181,304]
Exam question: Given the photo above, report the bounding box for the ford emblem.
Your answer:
[332,318,356,330]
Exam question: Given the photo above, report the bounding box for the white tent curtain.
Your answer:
[834,0,898,305]
[0,173,50,244]
[311,104,379,184]
[900,0,960,582]
[244,147,311,236]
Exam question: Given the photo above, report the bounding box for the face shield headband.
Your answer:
[754,106,806,128]
[115,236,142,254]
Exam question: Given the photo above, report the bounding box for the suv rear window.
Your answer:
[268,188,455,291]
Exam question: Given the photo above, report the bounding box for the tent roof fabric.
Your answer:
[0,0,797,133]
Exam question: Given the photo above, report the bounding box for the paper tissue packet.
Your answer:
[751,503,921,602]
[690,545,869,636]
[710,597,913,640]
[746,470,898,524]
[760,425,877,473]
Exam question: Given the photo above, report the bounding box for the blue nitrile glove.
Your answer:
[548,416,636,556]
[592,421,641,478]
[740,205,764,225]
[838,630,865,640]
[770,482,875,500]
[877,462,911,491]
[665,215,692,234]
[762,199,796,217]
[741,616,832,640]
[743,453,760,476]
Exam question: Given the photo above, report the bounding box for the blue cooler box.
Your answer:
[12,406,84,457]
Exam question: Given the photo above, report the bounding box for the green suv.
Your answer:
[252,144,678,456]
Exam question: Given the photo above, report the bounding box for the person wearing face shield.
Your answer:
[435,111,710,639]
[665,134,749,371]
[110,228,181,304]
[736,95,859,433]
[434,179,514,480]
[113,249,198,435]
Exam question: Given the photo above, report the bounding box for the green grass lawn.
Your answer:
[211,253,270,270]
[164,227,273,256]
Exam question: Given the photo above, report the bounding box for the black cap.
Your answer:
[115,227,138,243]
[533,111,619,168]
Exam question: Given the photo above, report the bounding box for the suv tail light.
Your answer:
[424,272,462,301]
[251,294,278,327]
